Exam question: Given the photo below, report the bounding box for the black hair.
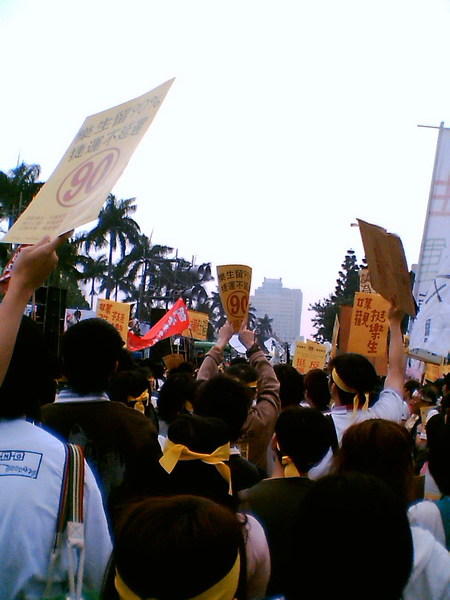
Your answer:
[0,316,55,420]
[273,363,304,408]
[286,473,413,600]
[111,495,245,600]
[303,368,330,411]
[274,406,332,473]
[427,415,450,496]
[61,318,124,394]
[108,368,149,405]
[157,372,198,424]
[328,353,378,406]
[419,385,438,405]
[226,362,258,386]
[194,374,252,442]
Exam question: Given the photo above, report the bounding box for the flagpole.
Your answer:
[413,121,445,304]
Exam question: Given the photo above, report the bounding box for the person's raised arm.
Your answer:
[0,233,71,386]
[383,302,405,397]
[196,320,234,380]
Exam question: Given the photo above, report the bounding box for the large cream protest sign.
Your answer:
[96,298,131,343]
[2,79,174,244]
[357,219,416,317]
[217,265,252,332]
[182,310,209,340]
[293,340,327,374]
[347,292,390,357]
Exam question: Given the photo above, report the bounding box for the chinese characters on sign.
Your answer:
[347,292,390,357]
[96,299,131,343]
[216,264,252,332]
[2,78,174,244]
[292,340,327,374]
[182,310,209,340]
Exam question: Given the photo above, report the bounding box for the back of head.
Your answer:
[328,353,378,406]
[287,473,413,600]
[157,372,198,424]
[275,406,332,473]
[303,368,330,411]
[61,318,124,394]
[0,316,55,420]
[273,363,304,408]
[419,384,438,406]
[426,416,450,496]
[226,362,258,387]
[334,419,414,506]
[108,368,149,405]
[114,495,243,600]
[194,374,251,442]
[163,414,233,508]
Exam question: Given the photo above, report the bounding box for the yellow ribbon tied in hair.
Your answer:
[160,439,232,494]
[281,455,300,478]
[115,553,240,600]
[127,389,149,414]
[331,368,369,414]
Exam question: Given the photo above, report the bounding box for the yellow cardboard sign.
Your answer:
[347,292,390,357]
[293,340,327,374]
[96,298,130,343]
[216,264,252,332]
[2,79,174,243]
[182,310,209,340]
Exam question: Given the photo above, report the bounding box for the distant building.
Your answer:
[250,278,302,344]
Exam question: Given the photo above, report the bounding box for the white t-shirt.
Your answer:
[408,501,446,548]
[0,419,112,600]
[310,388,404,479]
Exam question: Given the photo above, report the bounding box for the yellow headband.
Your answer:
[159,439,232,494]
[115,554,240,600]
[281,455,300,478]
[331,368,369,414]
[127,390,149,414]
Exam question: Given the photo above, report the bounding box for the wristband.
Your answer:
[246,343,260,358]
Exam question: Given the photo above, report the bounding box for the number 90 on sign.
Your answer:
[226,292,249,316]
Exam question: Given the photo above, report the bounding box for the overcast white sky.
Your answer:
[1,0,450,338]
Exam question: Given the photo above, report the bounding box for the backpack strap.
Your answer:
[45,443,86,600]
[326,414,339,457]
[435,496,450,551]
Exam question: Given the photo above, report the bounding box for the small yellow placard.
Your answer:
[96,298,130,343]
[182,310,209,341]
[347,292,390,357]
[292,340,327,374]
[216,264,252,332]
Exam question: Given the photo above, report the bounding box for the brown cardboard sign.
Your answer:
[357,219,416,317]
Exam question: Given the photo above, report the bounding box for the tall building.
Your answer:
[250,278,302,344]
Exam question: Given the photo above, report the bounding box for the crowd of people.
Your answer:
[1,234,450,600]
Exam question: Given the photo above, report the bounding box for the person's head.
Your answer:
[411,384,438,415]
[168,361,196,376]
[157,372,198,424]
[334,419,415,506]
[273,363,304,408]
[108,368,149,406]
[0,316,55,421]
[194,374,252,442]
[328,353,378,409]
[426,418,450,496]
[286,473,413,600]
[162,413,234,508]
[303,368,330,411]
[113,495,244,600]
[226,362,258,402]
[61,318,124,394]
[442,373,450,397]
[273,406,332,474]
[403,379,420,402]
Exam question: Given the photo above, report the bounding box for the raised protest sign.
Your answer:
[292,340,327,374]
[2,79,174,243]
[357,219,416,317]
[347,292,390,357]
[182,310,209,340]
[96,298,131,343]
[216,264,252,332]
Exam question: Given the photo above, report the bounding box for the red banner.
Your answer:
[127,299,190,352]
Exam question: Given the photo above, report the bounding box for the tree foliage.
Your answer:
[309,249,364,343]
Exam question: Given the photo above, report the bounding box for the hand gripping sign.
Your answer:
[2,78,174,244]
[216,265,252,333]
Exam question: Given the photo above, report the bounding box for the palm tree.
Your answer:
[255,314,274,348]
[48,233,90,308]
[80,255,108,309]
[0,162,43,229]
[84,194,141,299]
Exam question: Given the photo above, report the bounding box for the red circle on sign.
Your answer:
[57,148,120,207]
[226,291,248,316]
